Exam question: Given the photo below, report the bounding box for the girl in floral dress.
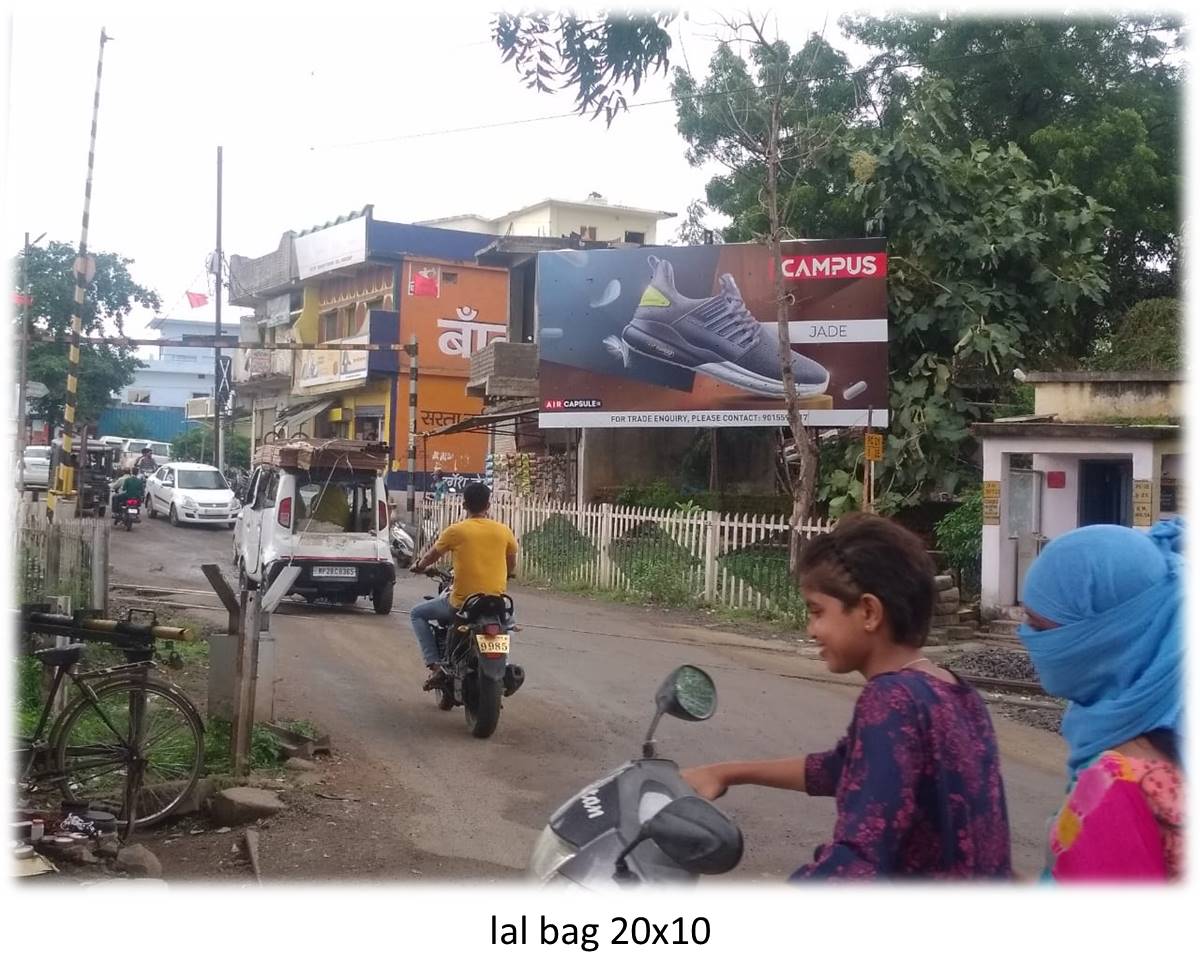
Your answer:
[1019,520,1184,881]
[683,513,1012,879]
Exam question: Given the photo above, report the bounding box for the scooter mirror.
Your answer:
[643,796,743,875]
[655,665,717,722]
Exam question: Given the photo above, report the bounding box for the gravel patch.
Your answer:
[992,699,1065,733]
[945,646,1039,682]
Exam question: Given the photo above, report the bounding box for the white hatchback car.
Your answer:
[145,462,239,528]
[18,445,52,490]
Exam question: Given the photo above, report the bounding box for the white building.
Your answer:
[119,318,220,408]
[972,371,1182,613]
[417,193,675,246]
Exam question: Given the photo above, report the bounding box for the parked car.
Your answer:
[145,462,239,528]
[17,446,51,490]
[120,439,171,472]
[233,460,394,613]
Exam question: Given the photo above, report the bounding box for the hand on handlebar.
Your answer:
[680,765,729,801]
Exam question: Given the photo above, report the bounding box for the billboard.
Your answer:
[293,311,399,393]
[294,215,368,279]
[536,239,888,428]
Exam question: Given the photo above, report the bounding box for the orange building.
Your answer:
[273,211,509,493]
[390,257,508,486]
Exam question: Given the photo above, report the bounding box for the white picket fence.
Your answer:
[14,500,110,612]
[420,496,833,616]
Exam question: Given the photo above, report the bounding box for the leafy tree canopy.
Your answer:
[14,240,160,429]
[492,9,676,124]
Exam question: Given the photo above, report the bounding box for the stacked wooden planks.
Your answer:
[252,438,389,472]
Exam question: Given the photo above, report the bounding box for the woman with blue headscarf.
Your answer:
[1019,518,1184,881]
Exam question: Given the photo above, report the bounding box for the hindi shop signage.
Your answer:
[536,239,889,429]
[435,306,506,359]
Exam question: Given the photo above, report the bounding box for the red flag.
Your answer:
[12,291,31,306]
[410,268,439,298]
[186,291,209,308]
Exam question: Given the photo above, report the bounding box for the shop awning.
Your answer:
[425,404,538,437]
[274,397,335,431]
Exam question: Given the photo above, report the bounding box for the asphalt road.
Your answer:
[110,513,1068,881]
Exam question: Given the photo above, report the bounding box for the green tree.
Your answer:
[670,199,724,245]
[492,9,676,124]
[1086,298,1181,371]
[822,79,1110,510]
[670,19,870,544]
[171,425,250,470]
[14,240,160,429]
[673,31,865,245]
[839,14,1182,351]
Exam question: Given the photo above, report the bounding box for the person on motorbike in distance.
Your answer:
[136,445,157,476]
[409,481,517,691]
[110,466,146,516]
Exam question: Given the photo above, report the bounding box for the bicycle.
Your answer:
[16,641,205,836]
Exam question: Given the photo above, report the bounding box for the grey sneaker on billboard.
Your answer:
[620,256,830,397]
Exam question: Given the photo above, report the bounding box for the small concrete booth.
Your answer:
[972,371,1182,614]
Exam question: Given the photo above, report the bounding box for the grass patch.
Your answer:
[718,543,807,623]
[159,634,209,668]
[203,719,285,774]
[609,523,700,605]
[16,656,43,738]
[521,515,596,582]
[276,717,319,740]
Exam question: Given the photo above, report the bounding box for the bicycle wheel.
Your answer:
[52,678,204,829]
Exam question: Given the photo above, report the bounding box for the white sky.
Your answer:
[2,3,874,339]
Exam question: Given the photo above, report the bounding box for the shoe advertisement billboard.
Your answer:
[536,239,888,428]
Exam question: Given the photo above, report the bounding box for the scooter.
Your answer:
[390,521,415,567]
[420,568,525,739]
[528,665,743,887]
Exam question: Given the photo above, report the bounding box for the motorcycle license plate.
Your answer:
[476,634,510,656]
[313,566,356,579]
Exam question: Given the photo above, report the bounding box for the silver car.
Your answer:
[18,446,51,490]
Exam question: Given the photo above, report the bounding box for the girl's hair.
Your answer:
[797,512,936,647]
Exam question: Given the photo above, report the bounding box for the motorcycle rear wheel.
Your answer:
[464,671,502,738]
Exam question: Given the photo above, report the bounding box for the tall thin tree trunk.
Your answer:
[764,95,819,573]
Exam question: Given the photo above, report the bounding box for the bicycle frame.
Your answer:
[17,656,156,833]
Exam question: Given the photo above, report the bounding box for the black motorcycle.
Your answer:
[110,489,141,531]
[421,569,524,738]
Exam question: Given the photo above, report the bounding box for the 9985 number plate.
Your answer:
[476,634,510,656]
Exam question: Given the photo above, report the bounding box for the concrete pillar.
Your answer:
[1132,441,1156,530]
[981,440,1016,613]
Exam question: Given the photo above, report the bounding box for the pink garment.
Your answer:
[1049,752,1183,882]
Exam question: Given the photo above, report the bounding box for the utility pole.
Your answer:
[214,145,224,472]
[16,232,46,456]
[49,27,110,522]
[406,338,418,525]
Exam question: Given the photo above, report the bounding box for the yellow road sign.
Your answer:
[864,432,883,462]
